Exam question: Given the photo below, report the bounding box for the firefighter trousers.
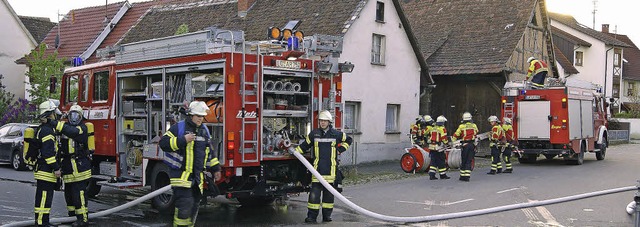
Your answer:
[502,147,513,170]
[173,185,203,227]
[65,180,88,224]
[34,180,56,227]
[429,151,447,176]
[307,182,334,221]
[460,143,475,179]
[531,71,547,88]
[490,146,503,172]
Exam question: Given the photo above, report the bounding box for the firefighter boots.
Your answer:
[487,170,496,175]
[503,169,513,173]
[459,176,470,182]
[305,217,316,223]
[71,220,88,227]
[439,174,450,179]
[429,172,438,180]
[497,168,503,174]
[323,217,333,222]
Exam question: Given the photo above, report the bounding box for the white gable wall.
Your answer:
[340,0,421,163]
[0,1,35,101]
[552,20,615,99]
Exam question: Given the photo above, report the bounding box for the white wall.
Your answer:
[552,20,615,100]
[341,0,421,162]
[0,2,34,101]
[613,118,640,139]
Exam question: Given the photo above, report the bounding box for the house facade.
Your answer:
[602,27,640,112]
[0,0,40,100]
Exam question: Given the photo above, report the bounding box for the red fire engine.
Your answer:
[59,27,349,210]
[501,78,609,165]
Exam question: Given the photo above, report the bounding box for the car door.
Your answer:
[0,125,13,161]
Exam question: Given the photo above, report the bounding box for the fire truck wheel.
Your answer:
[400,153,417,173]
[237,196,276,207]
[151,164,175,213]
[595,141,606,160]
[85,179,101,198]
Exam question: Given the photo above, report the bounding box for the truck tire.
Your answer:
[566,143,585,165]
[237,196,276,207]
[11,150,27,171]
[151,163,175,213]
[518,154,536,164]
[85,179,101,198]
[595,141,606,160]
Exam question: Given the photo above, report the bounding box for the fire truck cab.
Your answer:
[501,78,608,165]
[60,27,349,211]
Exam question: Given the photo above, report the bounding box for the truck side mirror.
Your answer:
[49,75,57,94]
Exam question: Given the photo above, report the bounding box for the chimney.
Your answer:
[602,24,609,33]
[237,0,256,18]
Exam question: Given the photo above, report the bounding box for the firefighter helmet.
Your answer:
[38,99,62,118]
[436,115,447,123]
[68,104,84,126]
[319,110,333,122]
[527,57,536,63]
[462,112,472,121]
[423,115,433,123]
[488,115,499,123]
[503,117,512,124]
[188,101,209,116]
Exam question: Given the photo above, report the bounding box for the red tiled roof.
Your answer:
[38,1,125,62]
[604,33,640,81]
[554,46,579,75]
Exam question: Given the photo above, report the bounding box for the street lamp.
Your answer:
[338,61,354,73]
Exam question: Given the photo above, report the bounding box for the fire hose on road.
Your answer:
[3,151,639,226]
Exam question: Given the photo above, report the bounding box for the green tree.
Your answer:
[0,74,16,118]
[175,24,189,35]
[25,43,65,105]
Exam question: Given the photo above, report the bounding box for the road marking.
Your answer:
[530,199,563,226]
[396,200,432,205]
[497,187,523,194]
[396,198,474,206]
[444,198,474,205]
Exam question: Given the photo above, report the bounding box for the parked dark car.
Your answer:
[0,123,37,171]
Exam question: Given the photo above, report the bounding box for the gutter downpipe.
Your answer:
[605,46,614,116]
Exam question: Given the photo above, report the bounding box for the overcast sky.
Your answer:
[6,0,640,44]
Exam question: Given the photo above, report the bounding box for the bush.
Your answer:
[0,98,37,125]
[613,111,640,118]
[0,74,16,118]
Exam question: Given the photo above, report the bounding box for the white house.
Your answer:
[550,12,629,103]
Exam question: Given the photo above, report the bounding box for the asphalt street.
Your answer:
[0,143,638,226]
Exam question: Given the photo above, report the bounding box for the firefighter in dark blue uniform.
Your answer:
[32,100,63,227]
[296,110,353,223]
[159,101,220,227]
[48,104,94,227]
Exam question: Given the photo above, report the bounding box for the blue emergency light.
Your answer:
[287,36,299,51]
[72,57,83,67]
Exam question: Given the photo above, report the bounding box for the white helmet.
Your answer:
[462,112,472,121]
[188,101,209,116]
[488,115,499,123]
[436,115,447,123]
[503,117,512,124]
[527,57,536,63]
[319,110,333,122]
[423,115,433,123]
[68,104,84,126]
[38,99,62,117]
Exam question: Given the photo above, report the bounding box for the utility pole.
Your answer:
[592,0,598,30]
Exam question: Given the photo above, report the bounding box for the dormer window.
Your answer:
[376,1,385,22]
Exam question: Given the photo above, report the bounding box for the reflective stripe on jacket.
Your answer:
[295,126,352,183]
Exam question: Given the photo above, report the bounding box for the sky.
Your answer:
[5,0,640,45]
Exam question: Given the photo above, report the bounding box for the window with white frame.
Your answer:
[375,1,385,22]
[371,34,386,65]
[385,104,399,132]
[575,51,583,66]
[614,48,622,67]
[628,82,635,96]
[344,102,360,133]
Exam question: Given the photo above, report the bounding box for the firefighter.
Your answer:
[487,115,504,175]
[46,104,93,227]
[33,99,63,227]
[159,101,221,227]
[452,112,478,182]
[296,110,353,223]
[410,116,426,146]
[526,57,549,89]
[501,117,515,173]
[427,115,450,180]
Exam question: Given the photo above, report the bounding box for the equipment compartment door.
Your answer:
[518,101,550,139]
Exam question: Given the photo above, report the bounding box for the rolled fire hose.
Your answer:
[287,147,637,223]
[2,185,171,227]
[273,81,284,91]
[292,83,301,92]
[283,82,294,91]
[264,80,275,91]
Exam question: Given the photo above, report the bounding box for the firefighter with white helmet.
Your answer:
[487,115,505,175]
[452,112,478,182]
[296,110,352,223]
[427,115,450,180]
[501,117,515,173]
[30,99,63,227]
[159,101,221,227]
[45,104,95,226]
[526,56,549,89]
[410,116,427,146]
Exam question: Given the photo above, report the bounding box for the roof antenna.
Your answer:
[103,0,109,24]
[592,0,597,29]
